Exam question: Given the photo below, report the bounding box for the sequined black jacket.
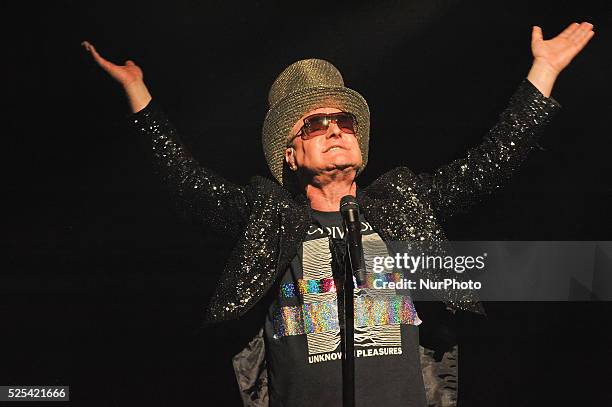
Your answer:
[129,78,559,323]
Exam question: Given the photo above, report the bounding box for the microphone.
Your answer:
[340,195,367,288]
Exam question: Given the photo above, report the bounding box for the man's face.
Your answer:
[286,107,363,177]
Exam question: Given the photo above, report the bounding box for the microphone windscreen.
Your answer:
[340,195,358,214]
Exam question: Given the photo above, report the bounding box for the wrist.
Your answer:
[123,80,148,94]
[531,58,560,78]
[123,81,152,113]
[527,59,559,98]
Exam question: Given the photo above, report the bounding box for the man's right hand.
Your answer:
[81,41,152,113]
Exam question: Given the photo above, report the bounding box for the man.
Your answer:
[82,21,594,406]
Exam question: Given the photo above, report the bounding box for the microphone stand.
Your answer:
[338,196,367,407]
[338,257,356,407]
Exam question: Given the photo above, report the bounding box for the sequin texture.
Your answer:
[272,294,420,337]
[281,277,337,298]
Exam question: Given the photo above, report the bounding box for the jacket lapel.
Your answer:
[276,193,311,278]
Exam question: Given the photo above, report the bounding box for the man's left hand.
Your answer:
[527,22,595,97]
[531,22,595,75]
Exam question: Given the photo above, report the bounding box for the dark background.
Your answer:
[3,0,612,405]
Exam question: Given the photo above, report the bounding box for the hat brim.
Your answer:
[262,86,370,185]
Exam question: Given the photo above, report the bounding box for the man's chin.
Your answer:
[324,162,361,174]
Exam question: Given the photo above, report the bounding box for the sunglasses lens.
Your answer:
[306,117,329,138]
[303,113,356,139]
[336,114,356,134]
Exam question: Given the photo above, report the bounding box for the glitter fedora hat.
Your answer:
[262,58,370,185]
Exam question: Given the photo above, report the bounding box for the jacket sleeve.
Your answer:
[417,78,561,219]
[128,99,250,238]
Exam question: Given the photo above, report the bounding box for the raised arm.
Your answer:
[418,22,594,218]
[82,41,250,238]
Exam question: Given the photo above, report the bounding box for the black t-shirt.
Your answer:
[264,210,427,407]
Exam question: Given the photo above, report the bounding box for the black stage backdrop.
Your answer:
[4,1,612,406]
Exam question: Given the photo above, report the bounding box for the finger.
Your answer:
[87,44,120,74]
[125,60,135,66]
[81,41,100,56]
[567,28,595,58]
[82,40,101,57]
[558,22,580,38]
[571,27,590,45]
[569,22,594,42]
[532,26,543,44]
[575,30,595,51]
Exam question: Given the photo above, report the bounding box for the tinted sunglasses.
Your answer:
[292,112,357,142]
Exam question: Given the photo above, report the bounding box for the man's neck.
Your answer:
[305,172,357,212]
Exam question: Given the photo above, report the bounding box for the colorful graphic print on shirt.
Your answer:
[271,221,421,364]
